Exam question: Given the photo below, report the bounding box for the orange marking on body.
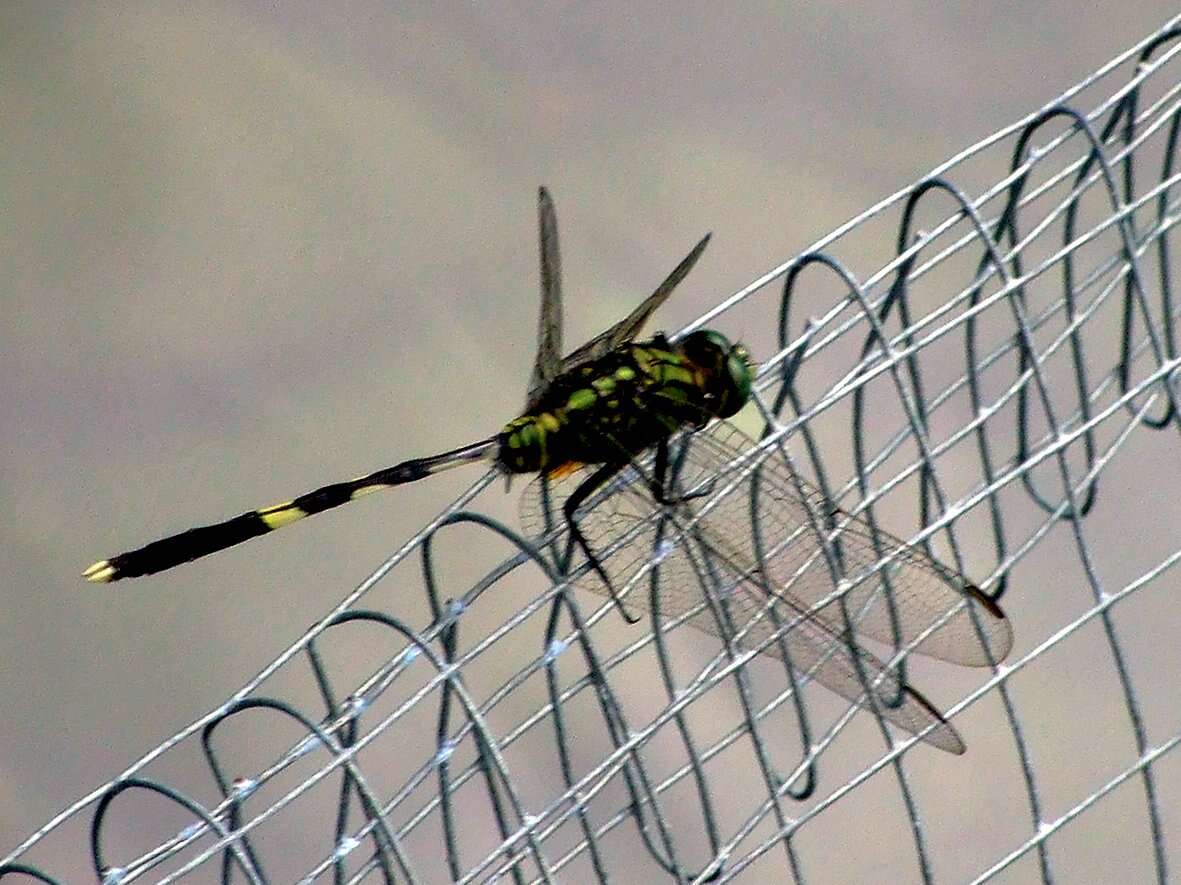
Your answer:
[546,461,584,481]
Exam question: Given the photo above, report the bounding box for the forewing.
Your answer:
[555,233,712,378]
[520,421,1012,752]
[520,446,964,753]
[729,432,1013,668]
[526,186,564,407]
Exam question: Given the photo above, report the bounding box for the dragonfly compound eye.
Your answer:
[678,330,753,419]
[721,344,754,417]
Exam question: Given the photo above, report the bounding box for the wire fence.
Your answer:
[7,14,1181,883]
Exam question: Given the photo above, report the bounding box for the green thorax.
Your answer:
[498,330,752,475]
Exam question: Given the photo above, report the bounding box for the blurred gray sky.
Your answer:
[3,2,1180,879]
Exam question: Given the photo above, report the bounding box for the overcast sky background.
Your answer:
[4,3,1181,881]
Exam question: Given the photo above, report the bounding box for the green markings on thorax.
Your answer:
[497,342,702,474]
[565,388,598,412]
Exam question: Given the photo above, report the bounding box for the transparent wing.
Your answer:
[523,191,710,411]
[520,422,1012,753]
[527,186,564,406]
[552,233,712,379]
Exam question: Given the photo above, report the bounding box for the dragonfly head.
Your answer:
[679,329,754,420]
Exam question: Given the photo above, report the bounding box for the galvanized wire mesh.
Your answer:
[7,15,1181,884]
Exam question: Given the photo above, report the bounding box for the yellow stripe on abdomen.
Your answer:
[258,503,308,530]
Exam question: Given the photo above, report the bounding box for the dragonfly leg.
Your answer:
[643,437,716,507]
[561,461,643,625]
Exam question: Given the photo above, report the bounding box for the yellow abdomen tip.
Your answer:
[82,560,117,583]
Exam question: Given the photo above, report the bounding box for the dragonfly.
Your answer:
[84,187,1011,750]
